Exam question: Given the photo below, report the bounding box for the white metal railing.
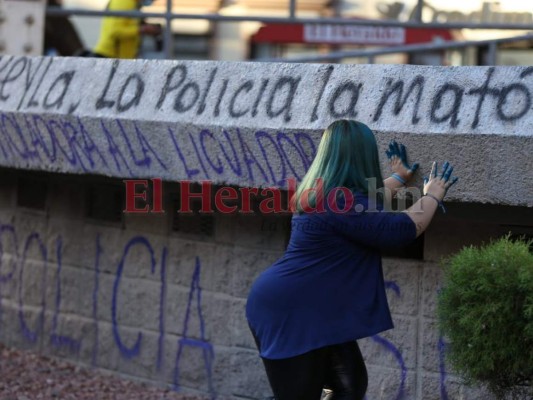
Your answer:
[46,0,533,62]
[263,33,533,64]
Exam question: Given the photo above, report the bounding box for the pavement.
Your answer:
[0,342,209,400]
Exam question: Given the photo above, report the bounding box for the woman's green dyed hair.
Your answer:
[291,119,384,212]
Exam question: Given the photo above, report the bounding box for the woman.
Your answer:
[245,119,458,400]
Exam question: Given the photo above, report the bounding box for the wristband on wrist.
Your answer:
[391,173,406,185]
[424,193,446,214]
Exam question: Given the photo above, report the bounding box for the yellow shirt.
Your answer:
[93,0,140,59]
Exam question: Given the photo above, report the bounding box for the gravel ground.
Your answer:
[0,343,209,400]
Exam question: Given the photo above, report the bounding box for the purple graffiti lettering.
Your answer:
[220,130,243,177]
[46,119,78,165]
[294,132,317,169]
[28,114,55,161]
[255,131,286,186]
[116,119,167,170]
[76,117,108,170]
[59,119,92,172]
[0,113,32,159]
[100,120,133,176]
[199,129,224,175]
[112,236,156,359]
[18,232,47,344]
[371,334,407,400]
[50,236,81,353]
[167,127,201,179]
[173,257,215,398]
[189,131,211,179]
[385,280,401,297]
[276,131,308,181]
[236,128,268,184]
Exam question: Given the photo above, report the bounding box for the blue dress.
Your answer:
[245,192,417,359]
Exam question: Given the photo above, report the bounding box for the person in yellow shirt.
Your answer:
[92,0,161,59]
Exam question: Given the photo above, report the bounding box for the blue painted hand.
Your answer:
[386,140,419,183]
[424,161,459,200]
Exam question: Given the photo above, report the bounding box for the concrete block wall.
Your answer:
[2,169,531,399]
[0,170,293,399]
[0,56,532,399]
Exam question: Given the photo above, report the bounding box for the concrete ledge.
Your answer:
[0,56,531,205]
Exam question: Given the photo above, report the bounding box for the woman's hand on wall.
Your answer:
[423,161,459,201]
[405,161,459,237]
[386,140,419,184]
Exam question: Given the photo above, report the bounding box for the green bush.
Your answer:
[437,236,533,399]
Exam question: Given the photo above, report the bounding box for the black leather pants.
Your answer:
[260,341,368,400]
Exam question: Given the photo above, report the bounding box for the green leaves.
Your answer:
[437,236,533,399]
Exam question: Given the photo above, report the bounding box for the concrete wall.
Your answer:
[0,56,531,205]
[2,169,532,399]
[0,56,532,399]
[0,170,288,399]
